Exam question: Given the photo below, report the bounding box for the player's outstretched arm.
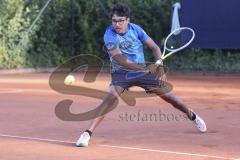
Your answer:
[144,38,163,64]
[109,46,148,72]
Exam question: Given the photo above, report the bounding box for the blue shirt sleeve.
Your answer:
[134,25,150,42]
[104,27,119,50]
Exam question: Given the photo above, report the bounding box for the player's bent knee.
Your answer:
[108,86,118,97]
[108,85,124,97]
[159,91,175,100]
[161,92,182,104]
[107,93,118,101]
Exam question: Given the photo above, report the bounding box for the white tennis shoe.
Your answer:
[76,131,91,147]
[191,110,207,133]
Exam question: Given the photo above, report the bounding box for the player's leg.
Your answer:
[146,87,192,118]
[157,91,207,132]
[76,85,125,147]
[139,73,207,133]
[158,91,192,118]
[88,85,124,132]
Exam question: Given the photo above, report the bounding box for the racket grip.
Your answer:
[142,69,150,73]
[155,59,163,66]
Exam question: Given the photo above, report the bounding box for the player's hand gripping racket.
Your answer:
[126,27,195,80]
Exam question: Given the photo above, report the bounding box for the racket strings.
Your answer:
[166,29,194,50]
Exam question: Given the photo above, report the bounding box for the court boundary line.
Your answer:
[0,134,237,160]
[0,89,24,94]
[0,134,74,144]
[0,88,55,94]
[99,144,236,160]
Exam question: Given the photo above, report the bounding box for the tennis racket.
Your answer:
[126,27,195,80]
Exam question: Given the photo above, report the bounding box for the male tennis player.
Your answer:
[76,3,207,147]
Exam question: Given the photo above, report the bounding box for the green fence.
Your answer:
[0,0,239,72]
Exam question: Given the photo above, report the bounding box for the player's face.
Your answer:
[112,14,129,34]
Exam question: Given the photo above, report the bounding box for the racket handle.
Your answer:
[155,58,163,66]
[142,69,150,73]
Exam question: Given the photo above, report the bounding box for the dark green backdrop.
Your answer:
[0,0,239,72]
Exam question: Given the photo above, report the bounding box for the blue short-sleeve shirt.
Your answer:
[104,23,150,71]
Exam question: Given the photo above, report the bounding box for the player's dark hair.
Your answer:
[111,3,130,18]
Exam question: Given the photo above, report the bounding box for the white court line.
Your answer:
[0,134,74,144]
[22,89,55,93]
[0,89,24,94]
[0,88,103,94]
[99,144,236,160]
[0,88,55,94]
[0,134,237,160]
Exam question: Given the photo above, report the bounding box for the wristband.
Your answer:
[155,59,163,65]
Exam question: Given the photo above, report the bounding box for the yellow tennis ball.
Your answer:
[64,75,76,85]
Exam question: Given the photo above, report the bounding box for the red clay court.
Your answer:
[0,72,239,160]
